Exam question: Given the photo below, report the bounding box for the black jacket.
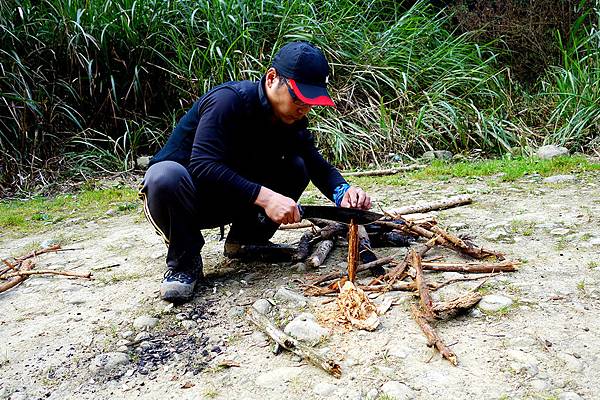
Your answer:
[150,77,347,204]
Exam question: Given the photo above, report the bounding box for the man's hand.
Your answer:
[255,186,301,225]
[340,186,371,210]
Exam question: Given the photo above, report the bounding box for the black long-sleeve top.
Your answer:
[150,76,347,203]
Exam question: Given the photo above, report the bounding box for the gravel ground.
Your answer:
[1,170,599,400]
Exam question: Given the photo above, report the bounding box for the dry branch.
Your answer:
[423,261,518,273]
[411,304,458,366]
[293,231,316,262]
[0,259,35,293]
[412,250,436,320]
[432,292,482,319]
[342,165,424,177]
[279,221,313,230]
[306,240,334,269]
[310,256,396,287]
[246,307,341,378]
[0,269,92,280]
[386,195,473,216]
[347,221,359,282]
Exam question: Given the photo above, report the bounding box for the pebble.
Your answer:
[537,144,569,159]
[66,297,86,305]
[283,313,329,345]
[89,352,130,374]
[507,349,539,376]
[543,175,576,184]
[252,299,273,315]
[380,381,415,400]
[423,150,453,160]
[255,367,303,389]
[134,332,150,342]
[250,331,269,348]
[550,228,571,236]
[530,379,550,391]
[227,306,245,319]
[274,287,307,307]
[133,315,159,330]
[478,295,513,312]
[557,353,584,372]
[365,388,379,400]
[441,272,464,280]
[313,382,337,396]
[181,320,197,330]
[558,392,583,400]
[386,344,409,359]
[121,330,134,339]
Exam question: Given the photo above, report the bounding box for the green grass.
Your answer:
[346,155,600,187]
[0,187,139,235]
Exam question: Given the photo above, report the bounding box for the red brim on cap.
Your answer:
[288,78,335,107]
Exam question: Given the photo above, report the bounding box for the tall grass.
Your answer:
[0,0,596,194]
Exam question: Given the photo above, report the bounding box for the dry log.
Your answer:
[293,231,316,262]
[386,195,473,216]
[0,259,34,293]
[310,256,396,287]
[411,304,458,366]
[432,292,482,319]
[246,307,342,378]
[384,238,436,283]
[428,273,501,291]
[412,250,436,320]
[342,165,424,177]
[0,269,92,280]
[306,240,334,268]
[347,221,359,282]
[361,281,416,292]
[428,225,504,260]
[423,261,518,273]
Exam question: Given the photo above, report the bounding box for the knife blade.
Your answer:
[298,205,383,225]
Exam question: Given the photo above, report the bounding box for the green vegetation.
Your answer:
[1,1,598,193]
[0,186,139,234]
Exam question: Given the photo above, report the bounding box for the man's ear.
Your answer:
[265,67,277,88]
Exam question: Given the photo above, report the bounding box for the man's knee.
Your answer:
[144,161,190,197]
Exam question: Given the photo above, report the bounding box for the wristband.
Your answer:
[332,183,350,207]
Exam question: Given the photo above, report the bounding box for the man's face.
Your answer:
[265,69,313,125]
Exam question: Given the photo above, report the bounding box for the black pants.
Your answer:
[139,157,309,272]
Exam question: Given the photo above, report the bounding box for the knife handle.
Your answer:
[297,204,304,219]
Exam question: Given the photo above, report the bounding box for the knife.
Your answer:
[297,205,383,225]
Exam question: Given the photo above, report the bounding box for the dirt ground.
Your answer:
[1,170,599,400]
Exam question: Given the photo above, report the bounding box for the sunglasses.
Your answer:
[281,77,311,108]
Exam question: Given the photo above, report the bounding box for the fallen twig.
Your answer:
[423,261,518,273]
[0,269,92,280]
[411,304,458,366]
[342,165,425,177]
[0,259,35,293]
[246,307,341,378]
[306,240,334,269]
[386,195,473,216]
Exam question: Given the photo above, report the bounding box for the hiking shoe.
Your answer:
[160,257,203,303]
[223,240,296,262]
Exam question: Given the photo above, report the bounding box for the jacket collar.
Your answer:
[258,75,272,114]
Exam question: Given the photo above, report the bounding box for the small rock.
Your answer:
[386,345,409,359]
[485,229,514,243]
[227,306,245,319]
[530,379,550,391]
[374,366,395,377]
[255,367,303,389]
[121,330,134,339]
[588,237,600,246]
[274,287,307,306]
[543,175,576,184]
[313,382,337,396]
[283,314,329,345]
[134,332,150,342]
[558,392,583,400]
[116,345,129,352]
[468,308,483,318]
[365,388,379,400]
[550,228,571,236]
[105,209,116,216]
[449,222,468,230]
[442,272,463,280]
[66,297,86,305]
[89,352,129,374]
[380,381,415,400]
[41,239,59,248]
[116,339,130,347]
[537,145,569,159]
[133,315,159,330]
[423,150,453,160]
[479,295,513,312]
[252,299,273,315]
[181,320,197,330]
[250,331,269,347]
[137,156,151,169]
[557,353,584,372]
[294,262,307,272]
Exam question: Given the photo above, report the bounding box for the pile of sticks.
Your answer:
[295,195,519,367]
[0,245,92,293]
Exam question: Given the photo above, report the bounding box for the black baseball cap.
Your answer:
[272,41,335,107]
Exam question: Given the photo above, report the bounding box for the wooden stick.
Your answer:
[384,238,436,283]
[310,256,396,287]
[347,220,359,282]
[411,304,458,366]
[15,244,62,262]
[423,261,518,273]
[386,195,473,216]
[428,225,504,260]
[342,165,424,177]
[246,307,342,378]
[293,231,316,262]
[432,292,482,319]
[0,269,92,279]
[279,221,313,230]
[428,273,501,291]
[306,240,334,268]
[412,250,436,320]
[0,259,34,293]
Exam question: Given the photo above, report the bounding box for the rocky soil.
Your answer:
[1,170,599,400]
